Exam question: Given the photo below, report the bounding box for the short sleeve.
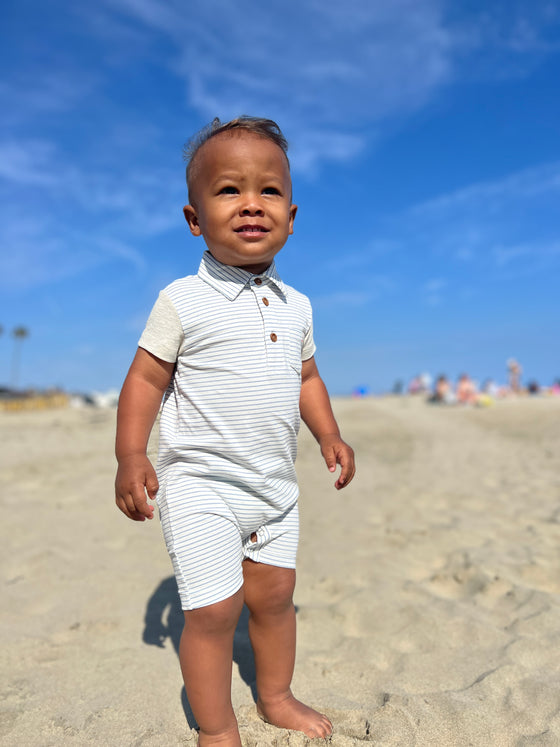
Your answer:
[138,291,183,363]
[302,310,316,361]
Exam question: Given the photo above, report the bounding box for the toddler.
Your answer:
[115,116,355,746]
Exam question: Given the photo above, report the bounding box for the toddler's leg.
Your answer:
[242,560,332,739]
[180,588,244,746]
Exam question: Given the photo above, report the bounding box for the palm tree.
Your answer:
[12,326,29,389]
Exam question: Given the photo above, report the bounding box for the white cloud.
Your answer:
[311,273,395,309]
[0,134,183,272]
[395,161,560,276]
[314,160,560,296]
[421,277,447,306]
[0,72,97,129]
[4,0,559,296]
[0,140,64,186]
[410,161,560,217]
[424,278,447,293]
[491,240,560,275]
[311,291,373,309]
[289,132,366,175]
[0,194,147,292]
[85,0,560,172]
[93,0,453,172]
[325,243,400,272]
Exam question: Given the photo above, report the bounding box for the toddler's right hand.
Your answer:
[115,454,158,521]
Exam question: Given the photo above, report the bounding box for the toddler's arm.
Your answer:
[115,348,175,521]
[300,357,355,490]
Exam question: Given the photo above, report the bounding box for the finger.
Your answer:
[116,493,145,521]
[119,483,151,521]
[132,487,154,519]
[115,494,131,519]
[128,476,157,519]
[337,461,356,489]
[321,445,337,473]
[126,495,148,520]
[146,471,159,501]
[335,449,355,490]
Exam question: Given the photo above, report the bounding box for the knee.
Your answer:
[184,589,244,636]
[246,571,295,618]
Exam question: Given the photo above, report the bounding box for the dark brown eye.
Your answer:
[262,187,280,195]
[219,186,238,194]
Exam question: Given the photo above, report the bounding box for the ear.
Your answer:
[183,204,202,236]
[288,204,297,235]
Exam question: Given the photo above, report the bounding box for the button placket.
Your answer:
[262,285,277,344]
[252,277,280,362]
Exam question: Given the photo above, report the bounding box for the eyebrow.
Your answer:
[210,171,287,187]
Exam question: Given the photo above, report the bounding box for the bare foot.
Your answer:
[257,692,332,739]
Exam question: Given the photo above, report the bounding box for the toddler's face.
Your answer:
[183,131,297,274]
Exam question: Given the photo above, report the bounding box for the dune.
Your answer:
[1,395,559,745]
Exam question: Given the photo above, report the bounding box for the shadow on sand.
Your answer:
[142,576,257,729]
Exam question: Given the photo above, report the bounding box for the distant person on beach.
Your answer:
[507,358,522,393]
[408,375,422,394]
[527,380,540,395]
[428,374,455,404]
[115,117,355,745]
[456,373,477,404]
[482,378,499,398]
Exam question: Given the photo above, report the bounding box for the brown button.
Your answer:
[254,278,262,285]
[262,297,269,306]
[270,332,277,342]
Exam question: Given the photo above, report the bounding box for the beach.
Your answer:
[1,396,559,746]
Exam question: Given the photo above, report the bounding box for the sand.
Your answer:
[1,396,560,746]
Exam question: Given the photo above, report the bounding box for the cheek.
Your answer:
[204,205,228,228]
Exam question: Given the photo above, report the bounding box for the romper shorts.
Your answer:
[157,470,299,610]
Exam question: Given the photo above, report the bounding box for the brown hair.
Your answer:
[184,116,290,199]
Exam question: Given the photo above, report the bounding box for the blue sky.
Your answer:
[1,0,559,394]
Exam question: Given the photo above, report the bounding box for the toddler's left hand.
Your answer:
[319,435,355,490]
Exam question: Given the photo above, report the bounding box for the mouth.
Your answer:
[234,224,270,234]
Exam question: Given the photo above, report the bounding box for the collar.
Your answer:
[197,250,286,301]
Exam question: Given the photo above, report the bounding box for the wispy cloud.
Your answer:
[4,0,559,298]
[491,240,560,276]
[0,209,146,292]
[412,163,560,282]
[422,277,447,306]
[84,0,560,172]
[309,159,560,305]
[0,130,184,291]
[402,161,560,275]
[311,291,374,309]
[89,0,454,172]
[410,161,560,216]
[311,274,395,309]
[0,140,63,186]
[0,71,97,129]
[442,2,560,80]
[0,133,173,291]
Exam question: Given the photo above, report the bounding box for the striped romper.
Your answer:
[139,251,316,610]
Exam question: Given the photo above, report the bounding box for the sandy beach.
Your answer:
[1,395,559,746]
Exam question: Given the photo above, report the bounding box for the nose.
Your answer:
[240,193,264,216]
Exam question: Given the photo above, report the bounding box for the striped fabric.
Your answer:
[139,251,315,609]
